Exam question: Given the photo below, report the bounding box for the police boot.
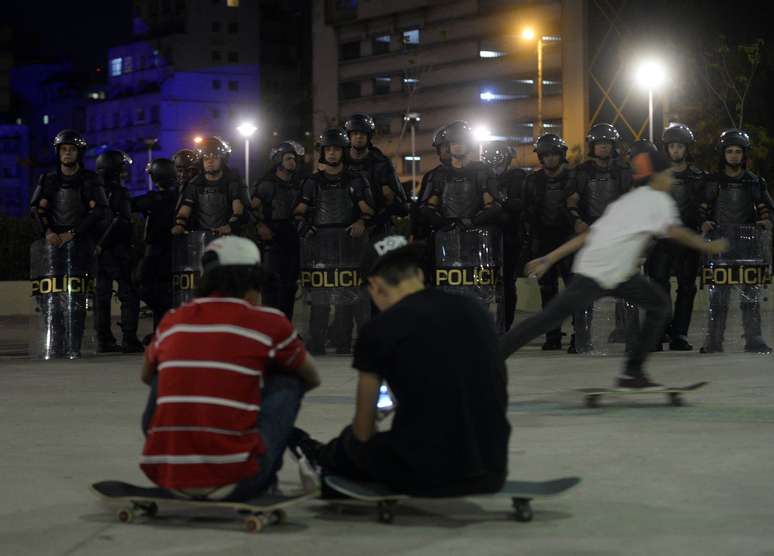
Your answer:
[744,336,772,354]
[669,337,693,351]
[121,337,145,353]
[97,336,121,353]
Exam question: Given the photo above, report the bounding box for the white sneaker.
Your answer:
[296,453,321,494]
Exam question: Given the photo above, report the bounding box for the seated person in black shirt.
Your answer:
[290,235,511,496]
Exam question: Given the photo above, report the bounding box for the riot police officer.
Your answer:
[294,128,375,354]
[644,124,705,351]
[94,150,142,353]
[524,133,576,349]
[172,137,246,235]
[344,113,407,236]
[700,129,774,353]
[132,158,178,335]
[172,148,200,210]
[29,129,108,358]
[481,141,525,331]
[567,123,633,351]
[250,140,305,320]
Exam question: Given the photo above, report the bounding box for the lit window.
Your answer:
[227,0,239,6]
[402,29,420,46]
[110,57,123,76]
[480,50,505,58]
[43,115,49,125]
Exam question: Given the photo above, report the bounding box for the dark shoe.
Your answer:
[669,338,693,351]
[287,428,323,469]
[616,374,664,391]
[542,339,562,351]
[744,338,772,354]
[97,341,121,353]
[700,343,723,354]
[121,338,145,353]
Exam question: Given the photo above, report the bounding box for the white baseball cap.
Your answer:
[201,236,261,273]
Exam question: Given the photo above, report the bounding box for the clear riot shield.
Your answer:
[574,297,640,356]
[299,227,370,349]
[699,223,773,353]
[171,231,218,308]
[29,238,97,359]
[434,226,503,325]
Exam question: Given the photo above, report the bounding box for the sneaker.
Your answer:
[744,338,772,354]
[669,338,693,351]
[616,374,664,391]
[287,428,323,494]
[542,339,562,351]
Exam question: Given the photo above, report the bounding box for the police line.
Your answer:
[700,264,773,287]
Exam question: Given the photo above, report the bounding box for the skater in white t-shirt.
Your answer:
[500,149,729,389]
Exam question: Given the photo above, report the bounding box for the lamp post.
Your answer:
[634,59,667,142]
[404,112,421,200]
[236,122,257,186]
[143,137,158,190]
[521,27,543,137]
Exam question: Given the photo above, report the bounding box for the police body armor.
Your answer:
[269,183,297,222]
[440,169,481,219]
[50,186,86,230]
[671,167,704,229]
[537,170,572,230]
[195,183,231,230]
[29,238,97,359]
[709,173,760,225]
[582,167,619,222]
[301,175,367,307]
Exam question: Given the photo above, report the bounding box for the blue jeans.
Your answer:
[142,372,304,501]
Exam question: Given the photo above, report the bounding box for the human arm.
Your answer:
[667,225,729,254]
[352,371,381,442]
[525,232,589,278]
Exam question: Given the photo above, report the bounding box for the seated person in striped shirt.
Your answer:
[140,236,321,500]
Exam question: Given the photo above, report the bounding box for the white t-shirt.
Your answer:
[572,186,681,289]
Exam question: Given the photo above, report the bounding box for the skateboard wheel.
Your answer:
[512,499,533,522]
[117,509,134,523]
[377,501,395,523]
[669,393,684,407]
[272,509,287,524]
[144,502,158,517]
[585,395,599,408]
[245,515,266,533]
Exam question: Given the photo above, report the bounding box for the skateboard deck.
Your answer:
[323,475,581,523]
[91,480,316,533]
[577,381,709,408]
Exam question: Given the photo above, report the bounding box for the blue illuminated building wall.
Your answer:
[0,124,30,217]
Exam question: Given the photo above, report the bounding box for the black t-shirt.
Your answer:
[352,288,511,494]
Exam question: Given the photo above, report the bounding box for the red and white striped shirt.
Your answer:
[140,296,306,489]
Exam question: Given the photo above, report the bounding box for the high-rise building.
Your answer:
[312,0,587,183]
[85,0,261,194]
[0,124,30,217]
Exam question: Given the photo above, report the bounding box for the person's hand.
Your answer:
[59,231,74,245]
[701,221,715,234]
[257,223,273,241]
[526,257,552,279]
[348,219,366,238]
[171,224,186,235]
[574,220,589,234]
[756,219,773,232]
[215,224,232,236]
[705,238,730,255]
[46,231,61,247]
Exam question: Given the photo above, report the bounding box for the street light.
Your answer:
[236,122,257,186]
[143,137,158,190]
[473,124,492,160]
[193,135,203,144]
[520,27,543,137]
[403,112,421,200]
[634,59,667,142]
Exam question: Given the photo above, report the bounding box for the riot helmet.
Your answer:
[146,158,176,189]
[317,128,350,164]
[344,113,376,137]
[270,140,305,167]
[53,129,88,155]
[445,120,474,159]
[717,129,750,169]
[534,133,568,162]
[628,139,658,159]
[586,123,620,158]
[481,141,515,175]
[661,123,695,147]
[96,150,133,182]
[196,136,232,163]
[173,148,200,185]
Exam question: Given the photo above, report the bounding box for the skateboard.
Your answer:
[577,381,709,408]
[91,480,316,533]
[323,474,581,523]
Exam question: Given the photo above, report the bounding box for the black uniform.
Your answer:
[346,146,406,237]
[299,170,373,352]
[524,167,576,347]
[497,168,527,331]
[30,169,108,357]
[573,159,633,225]
[180,169,246,232]
[252,173,301,320]
[644,165,705,346]
[421,162,502,229]
[132,185,178,330]
[700,170,773,351]
[95,178,141,349]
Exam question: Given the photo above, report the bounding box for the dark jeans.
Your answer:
[262,234,300,321]
[500,274,671,376]
[95,254,140,343]
[500,234,519,332]
[138,253,172,330]
[142,372,304,501]
[309,301,370,351]
[644,239,699,340]
[534,230,574,344]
